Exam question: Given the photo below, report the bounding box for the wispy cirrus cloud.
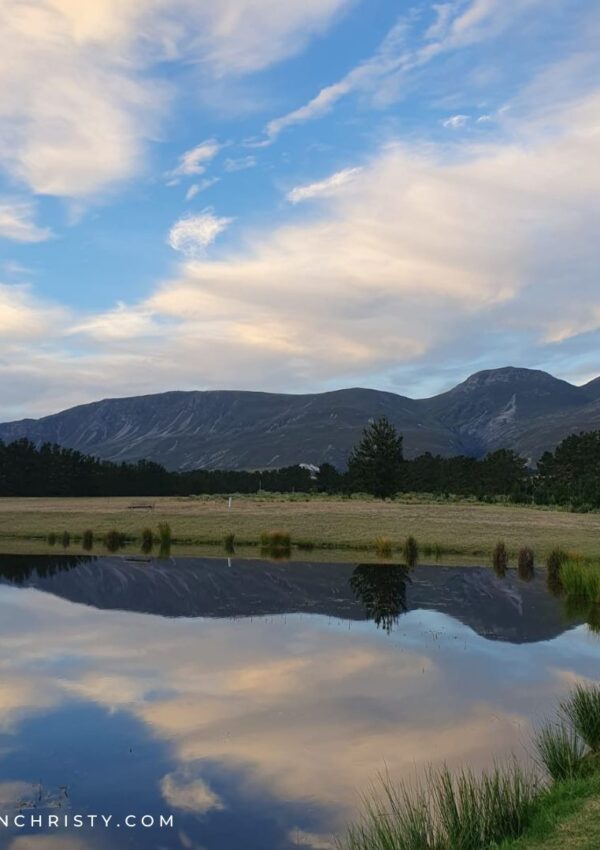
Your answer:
[0,200,51,243]
[166,140,221,184]
[286,167,362,203]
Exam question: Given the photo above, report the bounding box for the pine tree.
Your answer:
[348,416,403,498]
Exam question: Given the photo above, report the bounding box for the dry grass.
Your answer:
[0,495,599,557]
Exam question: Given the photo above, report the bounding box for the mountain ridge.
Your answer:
[0,367,598,470]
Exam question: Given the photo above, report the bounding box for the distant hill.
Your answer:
[0,367,598,470]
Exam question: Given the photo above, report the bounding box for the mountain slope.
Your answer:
[0,367,598,469]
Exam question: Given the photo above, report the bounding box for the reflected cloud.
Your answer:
[160,771,224,814]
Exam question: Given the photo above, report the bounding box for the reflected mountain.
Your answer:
[0,554,581,643]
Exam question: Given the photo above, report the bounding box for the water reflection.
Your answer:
[0,555,597,850]
[350,564,410,633]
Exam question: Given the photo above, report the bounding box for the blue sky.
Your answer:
[0,0,599,419]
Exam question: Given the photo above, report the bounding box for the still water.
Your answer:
[0,554,597,850]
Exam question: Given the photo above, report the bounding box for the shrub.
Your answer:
[104,529,125,552]
[224,532,236,553]
[517,547,535,581]
[562,684,600,752]
[374,537,393,558]
[61,531,71,548]
[403,535,419,568]
[82,529,94,550]
[141,527,154,552]
[492,541,508,576]
[47,532,57,546]
[534,721,586,781]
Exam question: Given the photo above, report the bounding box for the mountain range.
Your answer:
[0,367,598,470]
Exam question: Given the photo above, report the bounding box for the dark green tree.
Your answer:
[348,416,403,498]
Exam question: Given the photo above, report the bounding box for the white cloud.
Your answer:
[160,772,223,814]
[0,284,66,342]
[186,178,220,200]
[443,114,469,128]
[223,155,257,172]
[167,212,233,256]
[0,0,354,198]
[166,140,221,183]
[0,200,51,243]
[286,167,362,203]
[261,0,545,142]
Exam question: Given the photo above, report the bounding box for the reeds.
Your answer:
[374,537,393,559]
[82,529,94,551]
[560,560,600,604]
[561,683,600,752]
[157,522,172,546]
[534,722,586,781]
[517,547,534,581]
[492,541,508,576]
[224,532,235,553]
[47,532,57,546]
[337,763,536,850]
[61,531,71,548]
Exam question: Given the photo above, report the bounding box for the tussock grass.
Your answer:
[518,547,535,581]
[547,548,569,585]
[493,541,508,576]
[535,722,586,781]
[337,763,536,850]
[61,531,70,548]
[403,535,419,567]
[157,522,172,546]
[47,532,57,546]
[104,529,125,551]
[560,561,600,604]
[562,684,600,753]
[260,530,292,559]
[223,532,235,553]
[82,529,94,550]
[141,527,154,552]
[374,536,393,558]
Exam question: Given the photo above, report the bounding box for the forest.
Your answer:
[0,428,598,509]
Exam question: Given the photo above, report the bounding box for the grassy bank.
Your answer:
[1,495,600,558]
[338,685,600,850]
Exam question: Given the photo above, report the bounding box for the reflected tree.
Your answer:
[350,564,410,633]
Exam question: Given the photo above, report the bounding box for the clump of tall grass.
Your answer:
[157,522,172,546]
[562,683,600,752]
[374,537,393,559]
[337,763,536,850]
[534,721,586,781]
[82,529,94,551]
[141,527,154,553]
[260,530,291,558]
[517,547,534,581]
[546,547,568,586]
[403,536,419,568]
[61,531,71,548]
[224,532,236,553]
[492,541,508,576]
[104,529,125,552]
[560,560,600,604]
[47,532,57,546]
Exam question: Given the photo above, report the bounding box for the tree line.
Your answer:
[0,422,599,509]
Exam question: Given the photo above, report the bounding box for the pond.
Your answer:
[0,554,597,849]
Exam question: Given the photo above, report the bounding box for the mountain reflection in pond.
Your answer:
[0,554,597,850]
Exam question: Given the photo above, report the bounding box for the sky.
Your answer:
[0,0,599,420]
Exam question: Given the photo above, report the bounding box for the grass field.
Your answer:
[0,494,599,559]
